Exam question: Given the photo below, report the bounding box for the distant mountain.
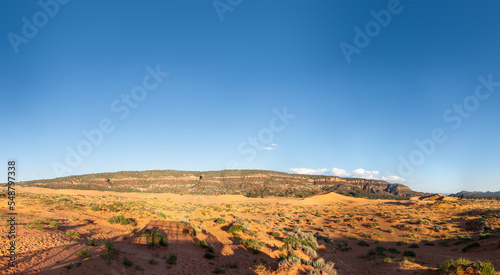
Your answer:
[19,169,424,199]
[453,190,500,198]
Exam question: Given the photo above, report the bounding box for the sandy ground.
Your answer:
[0,187,499,275]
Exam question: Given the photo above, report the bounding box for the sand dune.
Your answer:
[1,187,499,274]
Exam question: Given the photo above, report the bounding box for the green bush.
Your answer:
[49,220,59,230]
[462,242,480,252]
[100,241,119,260]
[166,254,177,265]
[197,240,208,248]
[141,229,168,246]
[388,248,400,254]
[204,252,215,259]
[283,237,317,250]
[241,239,265,253]
[87,238,98,246]
[432,225,442,232]
[402,251,416,257]
[228,225,245,234]
[148,258,158,265]
[107,215,136,226]
[213,267,225,273]
[214,218,226,224]
[65,231,80,238]
[27,219,44,231]
[75,248,91,258]
[438,258,496,275]
[358,240,369,247]
[123,257,133,268]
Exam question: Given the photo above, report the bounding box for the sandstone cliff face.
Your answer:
[21,170,422,199]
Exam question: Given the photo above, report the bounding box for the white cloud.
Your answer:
[331,167,351,177]
[289,168,330,175]
[289,167,407,183]
[352,168,379,179]
[381,175,407,183]
[264,144,277,151]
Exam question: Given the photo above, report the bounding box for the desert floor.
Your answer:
[1,187,499,275]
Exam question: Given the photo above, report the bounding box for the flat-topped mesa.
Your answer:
[20,169,423,199]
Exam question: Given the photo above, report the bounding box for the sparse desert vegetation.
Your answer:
[0,184,499,274]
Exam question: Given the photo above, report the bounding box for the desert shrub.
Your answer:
[204,252,215,259]
[346,234,358,240]
[100,240,119,260]
[462,242,480,252]
[49,221,59,230]
[438,239,449,246]
[438,258,496,275]
[311,258,337,275]
[278,256,301,268]
[228,225,245,234]
[402,251,416,257]
[283,237,317,250]
[166,254,177,265]
[271,232,281,237]
[141,229,168,246]
[358,240,369,247]
[214,218,226,224]
[75,248,91,258]
[197,240,208,248]
[87,238,98,246]
[366,222,380,229]
[213,267,225,273]
[479,233,492,240]
[107,215,136,226]
[432,225,442,232]
[148,258,158,265]
[65,231,80,238]
[302,245,318,258]
[122,257,133,268]
[418,218,431,225]
[241,238,265,253]
[408,243,419,248]
[387,229,394,233]
[27,219,44,231]
[388,248,400,254]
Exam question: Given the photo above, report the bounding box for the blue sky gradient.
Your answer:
[1,0,499,193]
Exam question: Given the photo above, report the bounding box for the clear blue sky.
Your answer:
[1,0,499,193]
